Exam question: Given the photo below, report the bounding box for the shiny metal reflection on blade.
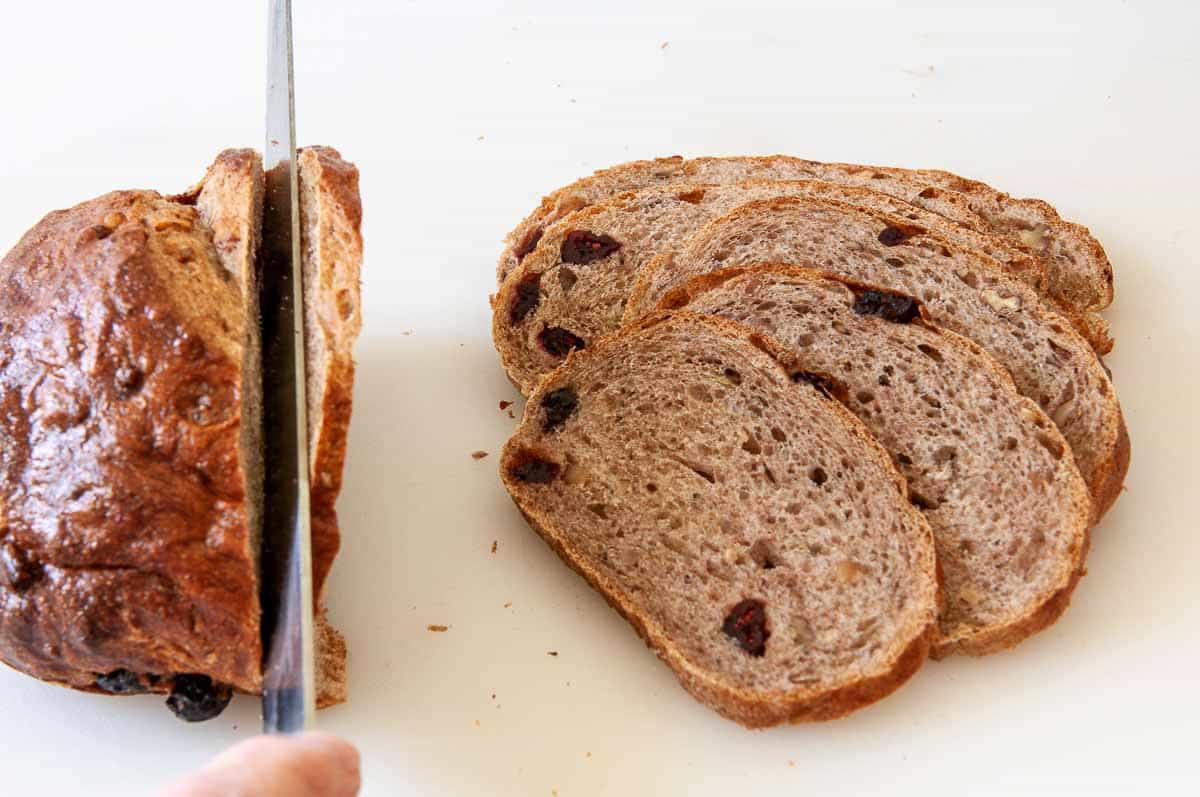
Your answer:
[260,0,316,734]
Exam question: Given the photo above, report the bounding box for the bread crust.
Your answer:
[501,312,939,727]
[0,190,262,694]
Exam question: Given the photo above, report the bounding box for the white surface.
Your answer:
[0,1,1197,794]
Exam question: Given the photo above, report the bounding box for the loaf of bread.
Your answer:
[497,156,1114,322]
[501,313,939,726]
[0,147,362,720]
[633,197,1127,519]
[661,266,1092,656]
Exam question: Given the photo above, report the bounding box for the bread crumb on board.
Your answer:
[547,650,558,657]
[499,400,513,411]
[491,540,498,554]
[503,601,513,609]
[427,624,450,632]
[471,450,489,460]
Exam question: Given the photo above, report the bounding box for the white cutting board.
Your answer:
[0,1,1197,794]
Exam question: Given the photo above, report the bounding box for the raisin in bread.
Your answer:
[498,156,1114,324]
[632,196,1128,520]
[500,313,939,727]
[662,266,1092,656]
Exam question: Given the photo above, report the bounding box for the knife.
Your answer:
[260,0,316,734]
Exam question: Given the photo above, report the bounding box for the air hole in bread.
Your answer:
[809,466,828,486]
[770,427,787,442]
[749,539,782,570]
[673,457,716,484]
[916,344,943,362]
[557,267,578,293]
[538,326,585,357]
[587,503,609,519]
[909,491,939,510]
[855,389,875,404]
[723,367,742,386]
[741,430,762,455]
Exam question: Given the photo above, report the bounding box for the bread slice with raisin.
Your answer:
[662,266,1092,656]
[492,177,1107,398]
[194,148,360,708]
[500,313,939,727]
[497,156,1114,323]
[632,196,1128,520]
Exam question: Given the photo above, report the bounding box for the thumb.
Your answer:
[160,732,361,797]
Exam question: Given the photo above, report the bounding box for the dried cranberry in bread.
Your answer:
[498,155,1114,325]
[663,266,1092,656]
[500,313,939,727]
[634,196,1128,520]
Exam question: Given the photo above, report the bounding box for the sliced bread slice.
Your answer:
[634,196,1128,519]
[493,177,1106,398]
[297,146,363,709]
[498,156,1113,320]
[662,266,1092,656]
[500,313,939,727]
[195,148,360,708]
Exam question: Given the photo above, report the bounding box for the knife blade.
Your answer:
[260,0,316,734]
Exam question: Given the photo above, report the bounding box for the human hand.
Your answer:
[160,732,360,797]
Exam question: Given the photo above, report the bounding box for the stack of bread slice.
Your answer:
[491,156,1127,727]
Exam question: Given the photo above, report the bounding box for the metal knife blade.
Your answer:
[260,0,316,734]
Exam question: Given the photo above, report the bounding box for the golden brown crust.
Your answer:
[501,312,939,727]
[0,190,262,693]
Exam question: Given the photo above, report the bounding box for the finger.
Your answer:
[160,732,361,797]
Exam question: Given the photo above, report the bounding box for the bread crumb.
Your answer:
[503,601,513,609]
[402,329,412,336]
[427,624,450,632]
[474,719,480,728]
[507,410,516,419]
[471,450,489,460]
[585,751,592,759]
[491,540,498,554]
[660,41,669,49]
[788,760,795,768]
[547,650,558,657]
[491,693,496,700]
[499,400,513,411]
[477,135,485,141]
